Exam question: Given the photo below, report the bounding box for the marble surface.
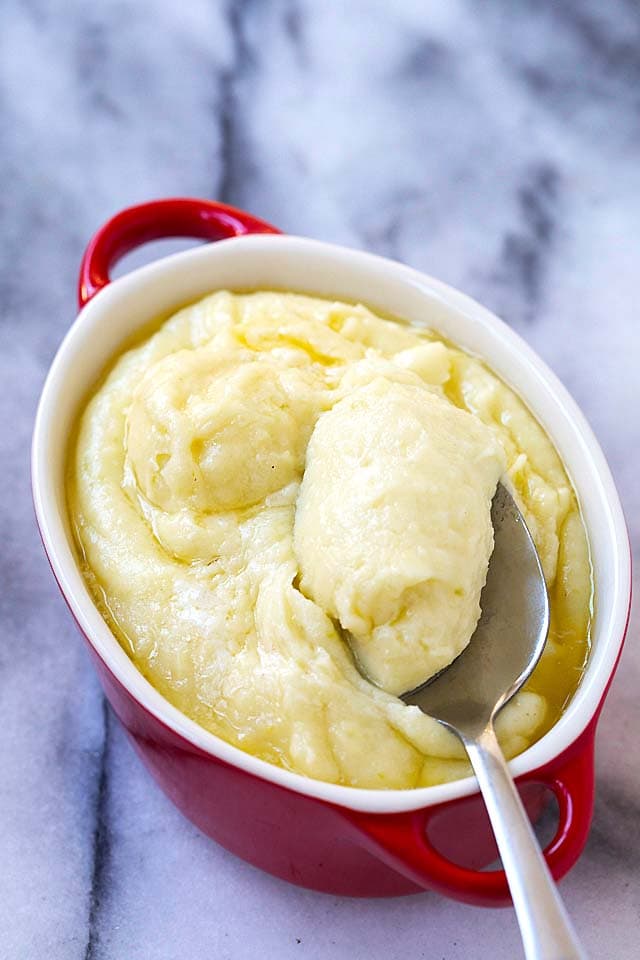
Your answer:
[2,0,639,957]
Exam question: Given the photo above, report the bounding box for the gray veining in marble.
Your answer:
[1,1,639,958]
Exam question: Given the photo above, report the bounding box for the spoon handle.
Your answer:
[465,722,587,960]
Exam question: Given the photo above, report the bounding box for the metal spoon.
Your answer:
[403,483,586,960]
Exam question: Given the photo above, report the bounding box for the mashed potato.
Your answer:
[295,379,505,694]
[70,292,592,788]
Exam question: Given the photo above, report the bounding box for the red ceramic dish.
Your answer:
[32,198,631,904]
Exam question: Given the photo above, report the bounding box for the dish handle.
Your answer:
[348,722,596,907]
[78,197,280,307]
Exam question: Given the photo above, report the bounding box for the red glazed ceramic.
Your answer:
[32,198,631,904]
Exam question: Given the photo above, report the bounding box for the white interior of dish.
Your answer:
[32,235,630,814]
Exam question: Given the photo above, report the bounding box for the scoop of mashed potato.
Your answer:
[294,378,505,694]
[70,291,591,789]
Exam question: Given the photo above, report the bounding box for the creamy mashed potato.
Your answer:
[295,380,505,694]
[70,292,592,789]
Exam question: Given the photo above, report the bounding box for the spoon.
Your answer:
[402,483,586,960]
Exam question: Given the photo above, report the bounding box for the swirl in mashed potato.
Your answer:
[70,292,591,788]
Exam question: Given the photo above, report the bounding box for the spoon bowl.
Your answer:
[403,483,549,733]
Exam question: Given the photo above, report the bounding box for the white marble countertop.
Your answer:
[2,1,638,957]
